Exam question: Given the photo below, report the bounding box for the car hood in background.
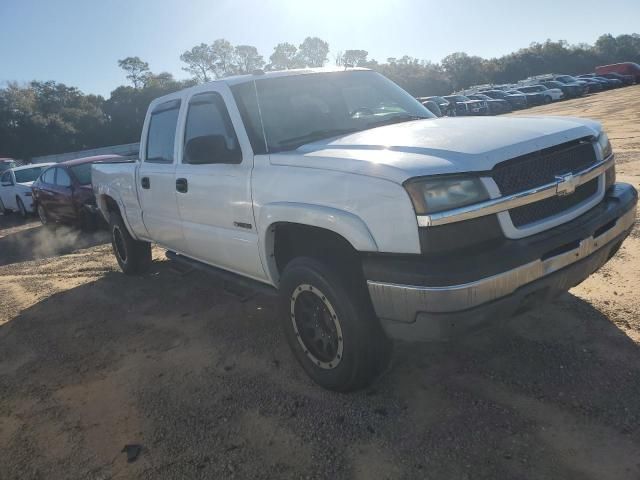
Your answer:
[269,116,601,183]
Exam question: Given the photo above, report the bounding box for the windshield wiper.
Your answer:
[277,128,361,149]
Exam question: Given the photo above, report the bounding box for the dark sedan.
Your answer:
[466,93,513,114]
[481,90,528,109]
[31,155,120,230]
[541,80,582,98]
[443,95,490,116]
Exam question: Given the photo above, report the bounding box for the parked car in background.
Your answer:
[420,100,443,117]
[553,75,590,94]
[31,155,121,229]
[577,74,620,89]
[599,72,634,86]
[539,80,583,98]
[418,96,450,113]
[507,89,545,106]
[481,90,528,109]
[595,62,640,83]
[0,158,17,174]
[466,93,513,114]
[443,95,489,116]
[0,163,55,217]
[516,84,563,102]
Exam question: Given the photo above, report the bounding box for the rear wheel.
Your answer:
[109,212,152,275]
[279,257,392,392]
[37,204,52,227]
[16,197,27,219]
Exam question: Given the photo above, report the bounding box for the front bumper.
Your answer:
[366,183,637,341]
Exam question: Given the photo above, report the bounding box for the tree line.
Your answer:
[1,33,639,160]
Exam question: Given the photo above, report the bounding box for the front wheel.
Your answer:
[109,212,152,275]
[0,197,7,215]
[279,257,392,392]
[544,95,552,104]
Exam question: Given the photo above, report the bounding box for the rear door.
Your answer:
[138,98,186,251]
[52,168,76,220]
[174,88,265,280]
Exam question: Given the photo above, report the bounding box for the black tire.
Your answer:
[109,211,152,275]
[37,203,53,227]
[16,197,28,219]
[279,257,392,392]
[544,95,552,104]
[0,197,7,215]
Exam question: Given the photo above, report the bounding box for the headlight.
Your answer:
[597,132,612,158]
[404,176,489,215]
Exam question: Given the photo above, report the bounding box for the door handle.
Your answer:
[141,177,150,189]
[176,178,188,193]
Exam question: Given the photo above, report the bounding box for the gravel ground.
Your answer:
[1,86,640,480]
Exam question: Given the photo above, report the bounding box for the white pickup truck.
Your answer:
[93,67,637,391]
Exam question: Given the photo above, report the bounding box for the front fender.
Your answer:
[257,202,378,284]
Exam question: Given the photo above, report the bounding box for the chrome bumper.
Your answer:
[368,205,635,323]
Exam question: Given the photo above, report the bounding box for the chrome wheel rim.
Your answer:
[113,225,127,263]
[290,284,343,370]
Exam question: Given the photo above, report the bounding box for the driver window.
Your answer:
[55,168,72,187]
[1,171,11,185]
[42,168,56,185]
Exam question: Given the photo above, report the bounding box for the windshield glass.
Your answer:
[70,163,92,185]
[233,71,433,152]
[14,166,45,183]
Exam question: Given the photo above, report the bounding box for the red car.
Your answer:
[595,62,640,83]
[31,155,120,229]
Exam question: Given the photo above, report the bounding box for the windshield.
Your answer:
[70,163,92,185]
[446,96,470,102]
[472,94,490,100]
[232,71,433,153]
[486,90,506,98]
[14,166,45,183]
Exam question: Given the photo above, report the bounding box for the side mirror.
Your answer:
[185,135,240,165]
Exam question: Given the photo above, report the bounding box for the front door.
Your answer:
[174,88,265,281]
[138,98,186,251]
[51,167,76,221]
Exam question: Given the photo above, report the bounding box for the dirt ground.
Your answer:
[1,86,639,480]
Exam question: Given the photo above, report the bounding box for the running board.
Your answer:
[165,251,278,299]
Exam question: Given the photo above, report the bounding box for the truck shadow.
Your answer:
[2,259,639,478]
[0,215,109,267]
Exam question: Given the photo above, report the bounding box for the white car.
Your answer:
[0,163,55,217]
[92,67,635,391]
[517,84,564,101]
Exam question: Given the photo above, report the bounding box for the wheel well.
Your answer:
[271,223,363,280]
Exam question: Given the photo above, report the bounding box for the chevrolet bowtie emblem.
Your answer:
[556,173,578,196]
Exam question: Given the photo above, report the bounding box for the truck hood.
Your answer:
[269,116,601,184]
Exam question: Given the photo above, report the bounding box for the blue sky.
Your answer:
[1,0,638,97]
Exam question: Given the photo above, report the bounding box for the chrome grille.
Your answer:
[491,138,599,227]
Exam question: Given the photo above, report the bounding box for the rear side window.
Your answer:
[183,93,241,165]
[146,99,181,163]
[55,168,72,187]
[41,168,55,184]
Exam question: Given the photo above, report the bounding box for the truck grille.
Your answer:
[491,137,599,227]
[509,178,598,227]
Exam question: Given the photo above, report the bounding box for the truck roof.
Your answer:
[148,67,372,109]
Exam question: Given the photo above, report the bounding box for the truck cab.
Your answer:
[93,67,637,391]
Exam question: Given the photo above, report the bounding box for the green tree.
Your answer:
[269,42,300,70]
[342,49,369,67]
[212,38,237,77]
[297,37,329,67]
[180,43,217,82]
[117,56,151,88]
[441,52,487,90]
[234,45,265,74]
